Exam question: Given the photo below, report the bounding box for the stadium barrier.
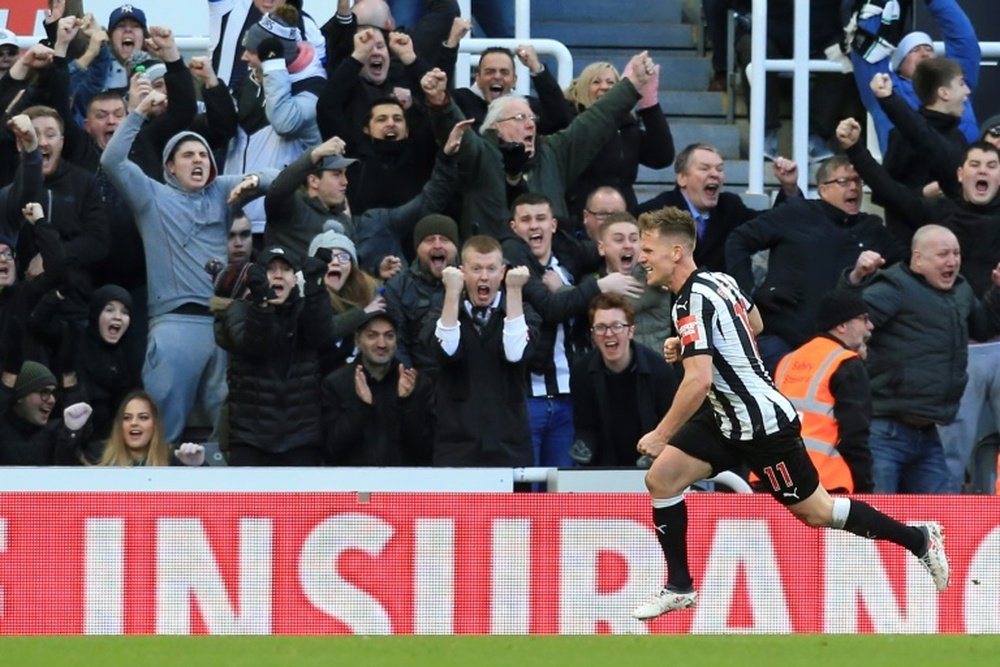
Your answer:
[0,471,996,635]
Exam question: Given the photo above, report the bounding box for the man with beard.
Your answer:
[637,143,800,272]
[341,96,437,215]
[322,310,433,466]
[451,45,571,135]
[423,235,539,466]
[725,156,906,373]
[842,226,1000,493]
[419,50,654,240]
[384,214,459,372]
[769,289,876,494]
[838,120,1000,492]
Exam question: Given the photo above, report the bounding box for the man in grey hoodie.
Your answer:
[100,89,276,443]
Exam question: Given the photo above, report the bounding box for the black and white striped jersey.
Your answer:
[674,268,799,440]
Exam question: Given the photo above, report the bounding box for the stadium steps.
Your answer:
[529,0,754,194]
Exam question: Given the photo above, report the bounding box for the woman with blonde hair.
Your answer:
[97,390,204,467]
[563,60,675,225]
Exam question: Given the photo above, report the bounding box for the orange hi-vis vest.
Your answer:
[772,336,858,493]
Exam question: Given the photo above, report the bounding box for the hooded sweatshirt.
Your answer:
[100,111,277,318]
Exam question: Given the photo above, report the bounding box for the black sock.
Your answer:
[842,499,925,554]
[652,502,693,591]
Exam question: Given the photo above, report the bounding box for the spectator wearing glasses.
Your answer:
[0,360,87,465]
[980,115,1000,151]
[638,143,800,273]
[419,50,656,240]
[581,185,627,241]
[725,155,906,374]
[569,293,677,467]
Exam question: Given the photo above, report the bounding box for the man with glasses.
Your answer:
[0,360,87,465]
[725,155,905,373]
[569,293,677,467]
[637,143,800,273]
[420,50,656,240]
[581,185,627,241]
[769,289,876,494]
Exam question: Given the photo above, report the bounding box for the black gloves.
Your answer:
[301,256,328,296]
[256,37,284,62]
[498,140,531,176]
[313,247,333,265]
[246,263,276,306]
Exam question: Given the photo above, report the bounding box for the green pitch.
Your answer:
[2,635,999,667]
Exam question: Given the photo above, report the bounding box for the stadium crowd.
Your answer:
[0,0,997,496]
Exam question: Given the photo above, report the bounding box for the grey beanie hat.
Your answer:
[243,13,300,64]
[14,361,57,400]
[308,230,357,264]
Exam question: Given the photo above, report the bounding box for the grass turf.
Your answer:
[2,635,999,667]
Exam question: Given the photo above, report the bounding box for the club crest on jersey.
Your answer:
[677,315,700,346]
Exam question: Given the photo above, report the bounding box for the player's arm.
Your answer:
[637,353,712,458]
[748,304,763,335]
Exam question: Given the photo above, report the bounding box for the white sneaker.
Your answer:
[631,587,697,620]
[916,522,949,592]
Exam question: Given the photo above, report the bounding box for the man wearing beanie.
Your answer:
[225,4,325,240]
[843,224,1000,493]
[384,214,459,371]
[0,360,89,465]
[770,289,875,494]
[851,0,980,152]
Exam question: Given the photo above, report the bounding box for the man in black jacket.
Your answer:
[322,310,433,465]
[569,293,677,467]
[637,143,800,272]
[725,155,906,373]
[423,235,539,466]
[384,214,459,372]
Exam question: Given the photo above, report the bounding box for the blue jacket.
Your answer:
[852,0,980,152]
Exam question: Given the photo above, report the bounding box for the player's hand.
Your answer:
[663,336,681,363]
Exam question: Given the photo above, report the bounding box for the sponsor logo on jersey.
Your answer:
[677,315,700,346]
